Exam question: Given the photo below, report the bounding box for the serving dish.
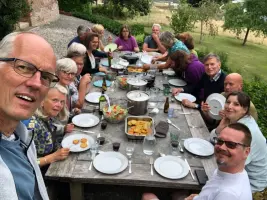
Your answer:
[125,116,154,139]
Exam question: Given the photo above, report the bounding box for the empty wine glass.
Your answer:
[126,143,135,159]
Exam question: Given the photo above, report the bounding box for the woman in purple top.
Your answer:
[170,50,205,100]
[115,25,139,52]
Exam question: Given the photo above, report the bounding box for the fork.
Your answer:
[150,157,154,176]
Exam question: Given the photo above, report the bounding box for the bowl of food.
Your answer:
[117,75,128,90]
[103,104,128,123]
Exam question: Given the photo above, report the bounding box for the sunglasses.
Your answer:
[213,137,249,149]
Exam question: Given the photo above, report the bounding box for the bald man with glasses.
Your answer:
[0,32,57,200]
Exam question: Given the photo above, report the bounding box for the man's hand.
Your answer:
[151,33,159,41]
[184,194,198,200]
[172,88,183,96]
[182,99,195,108]
[201,102,210,113]
[64,123,74,133]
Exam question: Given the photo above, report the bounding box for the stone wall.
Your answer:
[29,0,59,26]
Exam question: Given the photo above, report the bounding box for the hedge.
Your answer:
[70,11,266,137]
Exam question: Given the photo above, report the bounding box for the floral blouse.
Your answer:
[23,116,61,157]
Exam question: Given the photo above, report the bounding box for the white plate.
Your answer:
[111,64,124,69]
[206,93,226,120]
[168,79,187,87]
[93,151,128,174]
[72,114,100,128]
[163,70,175,76]
[61,133,94,152]
[154,156,189,179]
[147,52,162,57]
[85,92,101,103]
[141,55,153,64]
[104,43,117,52]
[184,138,214,156]
[175,93,196,102]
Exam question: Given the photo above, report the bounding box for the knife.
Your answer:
[73,129,95,134]
[178,142,184,153]
[185,158,195,180]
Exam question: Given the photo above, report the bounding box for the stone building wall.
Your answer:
[29,0,59,26]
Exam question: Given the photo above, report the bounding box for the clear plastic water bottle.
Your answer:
[143,133,156,155]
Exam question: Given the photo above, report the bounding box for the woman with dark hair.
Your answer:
[176,32,198,57]
[114,25,139,52]
[212,91,267,195]
[81,32,108,75]
[170,50,204,100]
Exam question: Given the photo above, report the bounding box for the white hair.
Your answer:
[35,83,69,121]
[56,58,77,74]
[152,24,161,30]
[67,42,86,58]
[0,32,21,57]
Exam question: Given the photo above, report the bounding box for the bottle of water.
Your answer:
[143,133,156,155]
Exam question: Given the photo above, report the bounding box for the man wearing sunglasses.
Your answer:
[0,32,57,200]
[143,123,252,200]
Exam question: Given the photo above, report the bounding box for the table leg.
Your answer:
[70,182,84,200]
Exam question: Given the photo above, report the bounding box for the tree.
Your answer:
[196,0,222,43]
[107,0,152,18]
[223,0,267,46]
[170,3,197,34]
[0,0,30,39]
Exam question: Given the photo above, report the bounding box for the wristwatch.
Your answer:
[194,104,200,109]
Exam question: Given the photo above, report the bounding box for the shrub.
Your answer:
[0,0,30,40]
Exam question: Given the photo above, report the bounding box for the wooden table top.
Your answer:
[46,74,217,190]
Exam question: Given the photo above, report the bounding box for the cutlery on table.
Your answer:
[178,141,184,153]
[73,129,95,134]
[129,160,132,174]
[150,157,154,176]
[185,158,195,180]
[167,119,180,131]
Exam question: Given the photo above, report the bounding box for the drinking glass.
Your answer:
[143,134,156,155]
[126,143,135,159]
[170,132,179,156]
[113,142,120,151]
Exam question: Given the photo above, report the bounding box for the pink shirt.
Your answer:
[115,36,138,52]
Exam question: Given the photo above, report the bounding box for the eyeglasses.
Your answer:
[213,137,249,149]
[0,58,59,87]
[61,71,76,77]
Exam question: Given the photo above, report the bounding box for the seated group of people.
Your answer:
[0,22,266,200]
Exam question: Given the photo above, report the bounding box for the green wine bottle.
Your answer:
[108,48,112,67]
[99,90,107,115]
[102,77,107,91]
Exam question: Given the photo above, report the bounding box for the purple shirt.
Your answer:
[115,36,138,52]
[178,54,205,100]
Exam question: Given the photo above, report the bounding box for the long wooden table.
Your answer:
[46,74,217,200]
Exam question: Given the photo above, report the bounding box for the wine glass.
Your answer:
[126,144,135,159]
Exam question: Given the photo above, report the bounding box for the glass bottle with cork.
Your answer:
[164,97,169,113]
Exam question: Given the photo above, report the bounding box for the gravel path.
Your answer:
[30,14,116,59]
